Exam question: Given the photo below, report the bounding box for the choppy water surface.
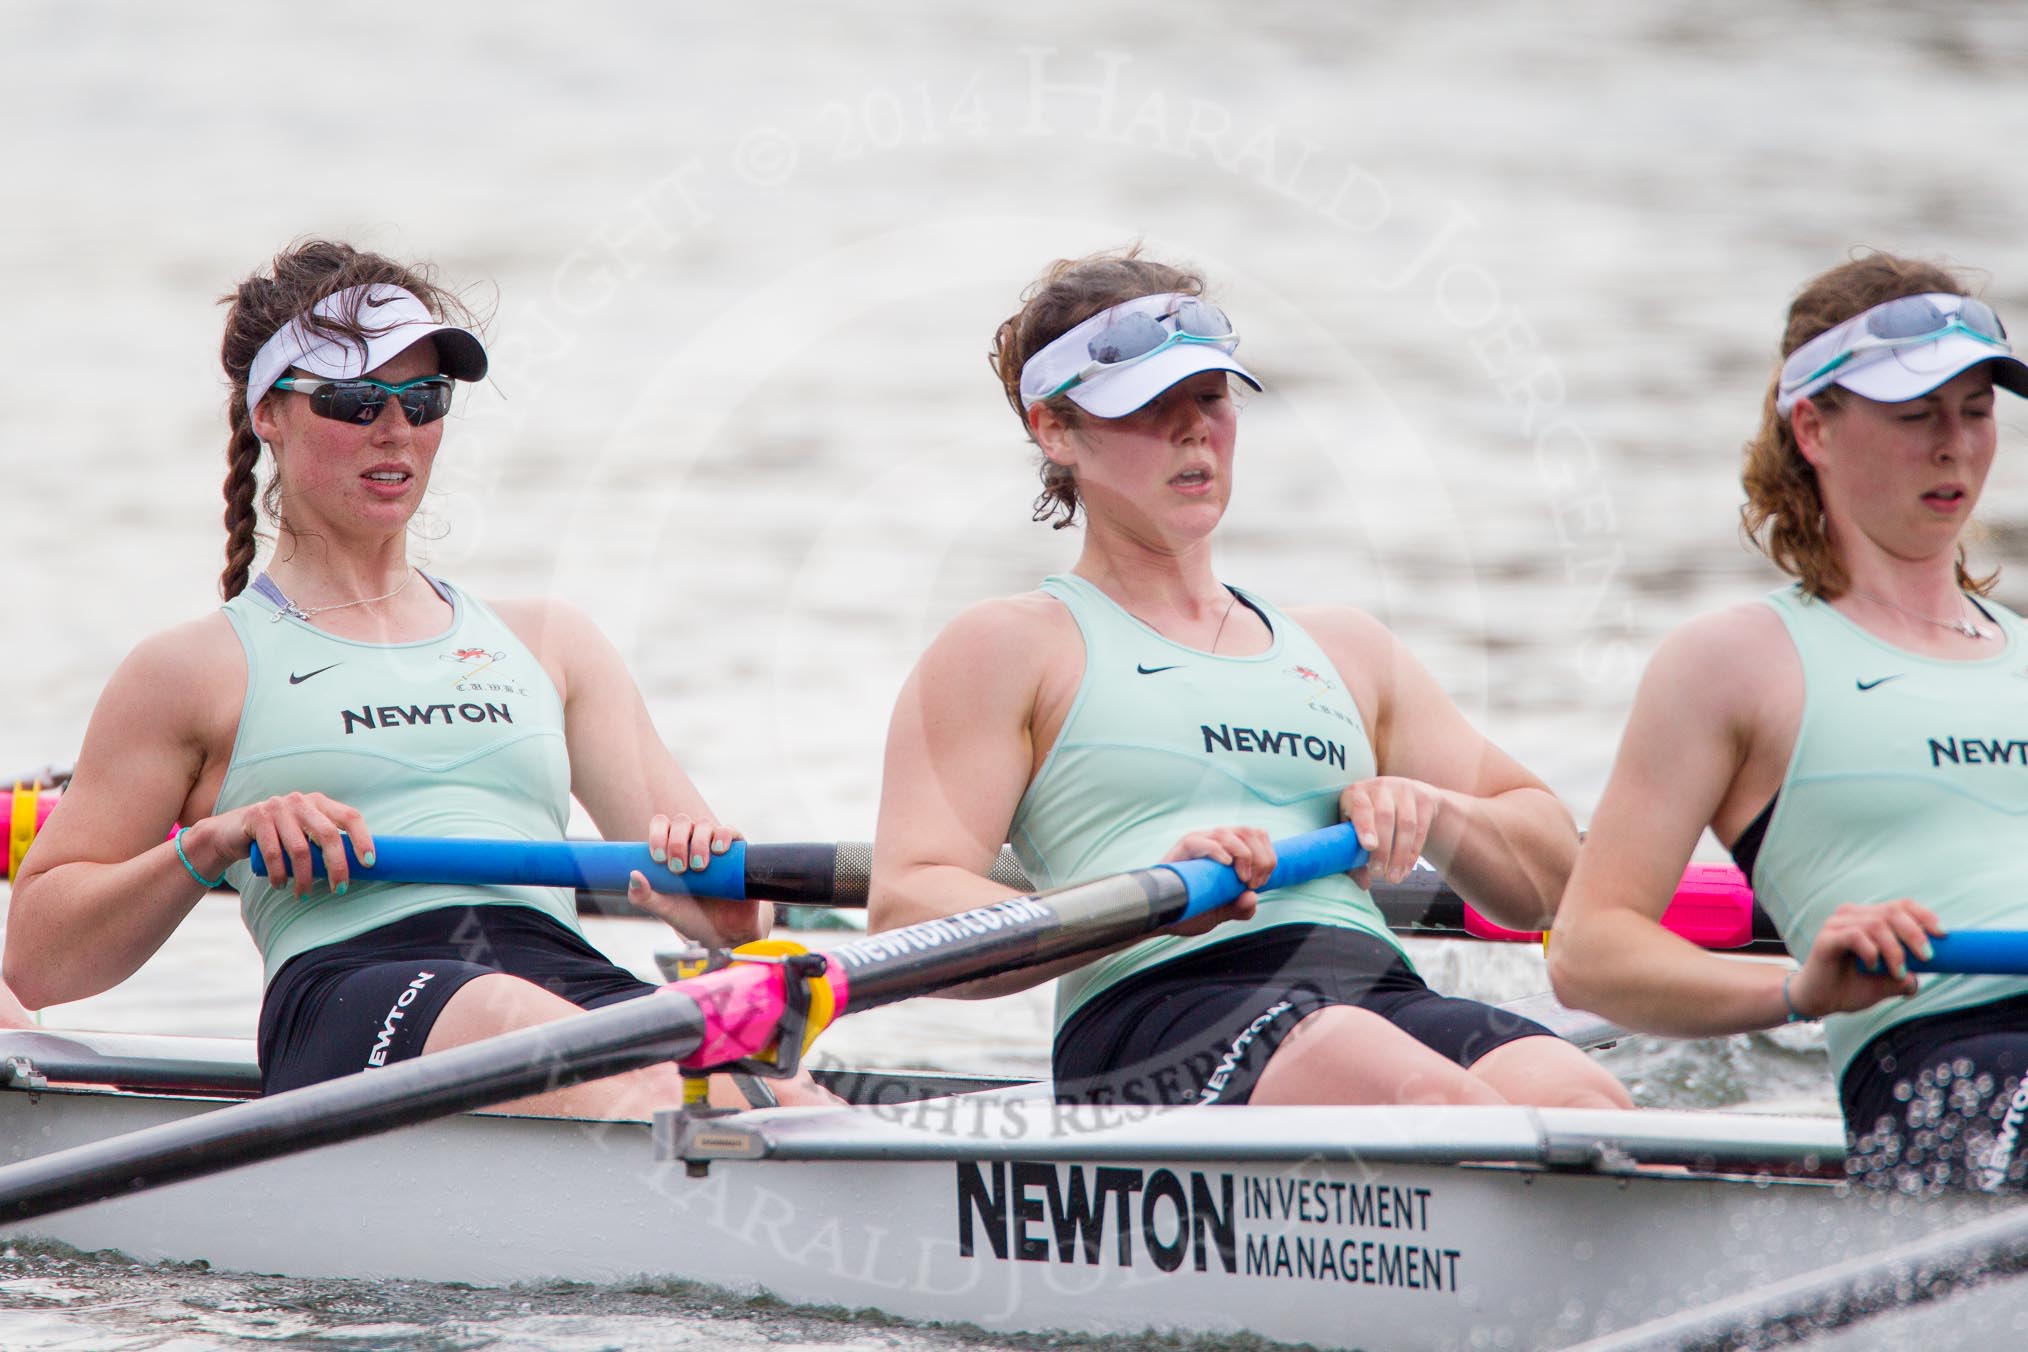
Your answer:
[7,0,2028,1346]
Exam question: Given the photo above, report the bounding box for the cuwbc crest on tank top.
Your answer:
[1011,574,1403,1029]
[1755,584,2028,1078]
[214,575,578,985]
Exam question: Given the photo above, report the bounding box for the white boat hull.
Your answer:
[1,1039,2021,1350]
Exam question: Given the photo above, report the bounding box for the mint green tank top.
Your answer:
[1011,574,1400,1029]
[215,577,580,984]
[1756,585,2028,1078]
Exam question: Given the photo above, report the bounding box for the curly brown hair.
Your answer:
[1741,251,1996,598]
[987,246,1207,529]
[216,240,479,599]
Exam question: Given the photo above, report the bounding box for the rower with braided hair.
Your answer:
[4,239,831,1112]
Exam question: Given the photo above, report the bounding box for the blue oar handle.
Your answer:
[1157,822,1369,920]
[246,836,750,898]
[1860,932,2028,978]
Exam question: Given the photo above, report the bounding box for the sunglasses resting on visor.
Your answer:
[1038,298,1238,402]
[271,374,455,426]
[1780,295,2009,397]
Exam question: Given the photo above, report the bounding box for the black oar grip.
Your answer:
[744,843,859,905]
[794,847,1038,908]
[989,847,1036,892]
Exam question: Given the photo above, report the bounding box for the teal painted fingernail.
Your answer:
[335,882,348,896]
[1919,941,1934,961]
[650,844,667,863]
[691,854,707,871]
[360,851,375,868]
[711,840,728,855]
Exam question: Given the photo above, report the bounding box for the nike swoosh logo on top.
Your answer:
[1855,675,1904,692]
[289,663,343,685]
[1136,663,1182,675]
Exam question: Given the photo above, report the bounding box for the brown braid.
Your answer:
[215,239,482,598]
[219,404,263,599]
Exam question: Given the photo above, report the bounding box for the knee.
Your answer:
[1526,1062,1635,1111]
[1542,1082,1636,1111]
[1472,1040,1634,1110]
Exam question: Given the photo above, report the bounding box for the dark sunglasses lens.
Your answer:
[1090,313,1171,365]
[310,383,385,425]
[398,381,453,425]
[1867,297,1949,341]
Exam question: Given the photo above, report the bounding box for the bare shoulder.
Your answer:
[1282,602,1413,704]
[922,591,1077,673]
[1643,601,1797,707]
[109,613,242,698]
[91,612,244,753]
[487,596,624,707]
[1282,602,1392,653]
[488,595,604,648]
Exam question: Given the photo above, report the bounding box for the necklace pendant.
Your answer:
[1958,619,1984,640]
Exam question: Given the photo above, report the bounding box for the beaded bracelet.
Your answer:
[174,831,227,890]
[1781,970,1814,1024]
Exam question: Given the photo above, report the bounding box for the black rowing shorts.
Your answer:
[1052,923,1554,1106]
[1841,990,2028,1193]
[257,904,657,1095]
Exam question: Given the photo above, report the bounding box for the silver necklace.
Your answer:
[271,567,415,624]
[1208,592,1239,653]
[1846,586,1994,640]
[1135,590,1239,651]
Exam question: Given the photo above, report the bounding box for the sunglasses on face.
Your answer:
[1040,298,1238,402]
[271,374,455,426]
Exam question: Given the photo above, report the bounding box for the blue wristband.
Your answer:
[1782,970,1813,1024]
[174,832,228,891]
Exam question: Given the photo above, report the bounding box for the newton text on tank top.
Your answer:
[214,575,579,985]
[1010,574,1405,1030]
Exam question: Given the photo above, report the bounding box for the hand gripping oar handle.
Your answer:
[1156,822,1368,920]
[245,836,852,904]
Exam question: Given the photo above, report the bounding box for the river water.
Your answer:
[5,1,2028,1346]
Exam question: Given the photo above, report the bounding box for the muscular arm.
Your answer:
[872,599,1046,955]
[870,597,1105,994]
[1299,606,1578,931]
[495,598,766,946]
[1548,607,1803,1035]
[4,621,241,1009]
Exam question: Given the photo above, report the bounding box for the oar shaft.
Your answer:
[828,823,1367,1013]
[0,988,710,1225]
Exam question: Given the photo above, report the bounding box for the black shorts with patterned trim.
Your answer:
[257,904,656,1095]
[1051,923,1554,1106]
[1841,990,2028,1192]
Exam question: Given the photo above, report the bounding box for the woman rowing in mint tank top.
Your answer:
[1551,252,2028,1189]
[870,247,1630,1110]
[1,239,828,1113]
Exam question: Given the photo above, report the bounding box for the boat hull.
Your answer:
[1,1070,2020,1350]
